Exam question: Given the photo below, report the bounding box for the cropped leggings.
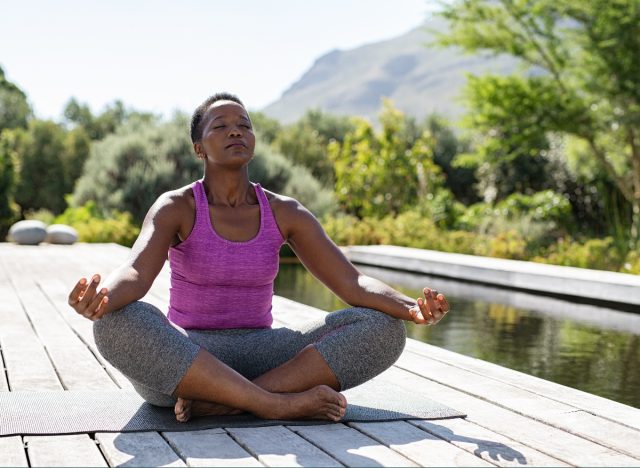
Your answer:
[93,301,407,407]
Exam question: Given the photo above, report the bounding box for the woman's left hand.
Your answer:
[409,288,450,326]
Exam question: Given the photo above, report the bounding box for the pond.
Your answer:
[274,262,640,409]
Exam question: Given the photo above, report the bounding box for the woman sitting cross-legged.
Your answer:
[67,92,450,423]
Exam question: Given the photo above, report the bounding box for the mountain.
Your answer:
[262,17,520,124]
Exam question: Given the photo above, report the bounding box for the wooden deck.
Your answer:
[1,242,639,467]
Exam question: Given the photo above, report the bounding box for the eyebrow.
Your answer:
[211,115,251,122]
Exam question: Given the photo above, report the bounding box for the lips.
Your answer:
[225,142,246,149]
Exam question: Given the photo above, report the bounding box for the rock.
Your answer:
[7,220,48,245]
[46,224,78,245]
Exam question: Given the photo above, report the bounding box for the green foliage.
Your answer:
[324,207,635,270]
[329,101,445,219]
[323,210,486,257]
[63,98,156,140]
[532,237,625,271]
[457,190,573,252]
[0,66,31,131]
[7,120,89,216]
[621,250,640,274]
[54,200,140,246]
[72,115,200,223]
[0,129,20,237]
[435,0,640,243]
[273,109,355,185]
[249,141,292,194]
[283,166,337,218]
[249,140,336,217]
[454,75,580,202]
[459,190,572,229]
[249,112,282,145]
[423,114,479,204]
[24,208,55,224]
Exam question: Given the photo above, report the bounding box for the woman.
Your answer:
[68,93,450,423]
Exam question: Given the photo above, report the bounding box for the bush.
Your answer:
[621,250,640,274]
[24,208,55,225]
[531,237,624,271]
[250,140,336,217]
[72,115,199,223]
[54,201,140,246]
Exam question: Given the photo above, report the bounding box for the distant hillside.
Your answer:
[262,17,520,124]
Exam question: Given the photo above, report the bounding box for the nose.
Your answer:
[228,125,242,137]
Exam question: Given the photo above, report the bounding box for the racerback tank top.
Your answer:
[168,180,285,329]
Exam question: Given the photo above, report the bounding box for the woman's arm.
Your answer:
[68,192,184,320]
[277,199,449,325]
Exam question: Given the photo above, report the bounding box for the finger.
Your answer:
[68,278,88,305]
[79,275,101,305]
[91,296,110,321]
[86,288,109,319]
[410,304,426,324]
[416,298,434,325]
[422,289,439,319]
[437,294,450,312]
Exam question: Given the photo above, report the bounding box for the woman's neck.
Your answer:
[202,167,254,207]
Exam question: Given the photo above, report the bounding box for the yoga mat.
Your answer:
[0,379,465,436]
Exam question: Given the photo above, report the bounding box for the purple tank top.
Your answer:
[168,180,285,329]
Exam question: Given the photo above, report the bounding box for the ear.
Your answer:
[193,142,206,160]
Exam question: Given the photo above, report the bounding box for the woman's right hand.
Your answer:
[68,274,110,321]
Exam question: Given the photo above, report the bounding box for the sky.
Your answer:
[1,0,441,120]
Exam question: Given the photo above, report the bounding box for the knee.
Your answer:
[93,301,162,363]
[355,307,407,363]
[375,309,407,362]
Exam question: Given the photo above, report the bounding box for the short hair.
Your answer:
[190,92,245,144]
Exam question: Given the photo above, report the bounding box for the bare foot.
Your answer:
[174,397,243,423]
[264,385,348,422]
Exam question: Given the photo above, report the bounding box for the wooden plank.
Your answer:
[25,434,108,467]
[291,424,418,467]
[407,339,640,431]
[0,436,28,467]
[226,426,343,467]
[163,428,264,467]
[36,276,134,390]
[347,421,493,467]
[95,432,186,467]
[0,260,62,391]
[409,418,570,467]
[16,245,135,390]
[0,343,8,391]
[1,254,117,391]
[395,351,640,459]
[379,366,640,466]
[397,352,577,416]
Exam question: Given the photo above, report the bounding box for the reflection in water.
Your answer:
[274,263,640,409]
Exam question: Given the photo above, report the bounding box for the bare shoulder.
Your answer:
[146,184,192,219]
[262,188,319,240]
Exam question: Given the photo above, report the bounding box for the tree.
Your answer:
[435,0,640,243]
[423,114,479,204]
[73,116,335,223]
[72,115,199,223]
[0,66,31,132]
[249,111,282,145]
[8,120,90,216]
[328,101,445,218]
[274,109,355,186]
[0,130,20,237]
[63,98,156,140]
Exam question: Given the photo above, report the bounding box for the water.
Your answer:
[274,262,640,409]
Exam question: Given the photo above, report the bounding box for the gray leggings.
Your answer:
[93,301,406,407]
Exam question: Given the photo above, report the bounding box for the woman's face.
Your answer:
[195,100,256,168]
